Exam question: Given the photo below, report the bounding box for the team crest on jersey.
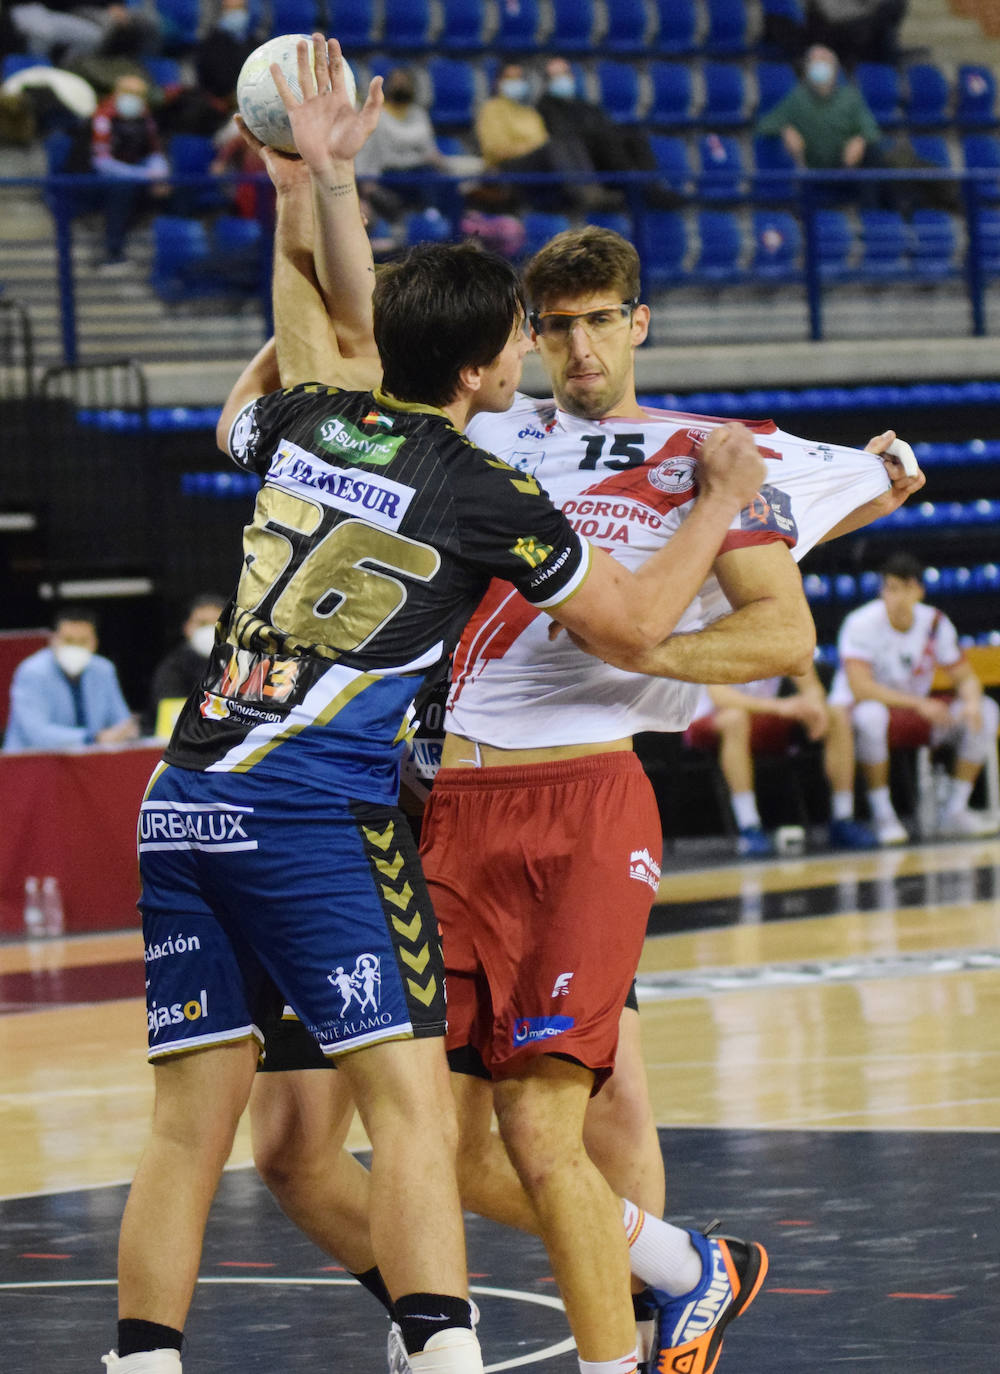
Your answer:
[510,535,554,567]
[200,692,231,721]
[230,404,259,460]
[648,456,697,494]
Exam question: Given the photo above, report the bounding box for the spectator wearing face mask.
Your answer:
[3,606,139,752]
[535,56,682,210]
[755,44,881,172]
[84,71,171,270]
[472,60,593,211]
[354,66,446,219]
[146,593,226,737]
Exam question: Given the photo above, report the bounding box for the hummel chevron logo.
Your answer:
[382,880,414,911]
[375,850,405,881]
[408,974,438,1006]
[400,943,431,975]
[363,822,394,851]
[391,910,422,942]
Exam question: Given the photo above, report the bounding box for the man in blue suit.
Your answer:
[4,605,138,751]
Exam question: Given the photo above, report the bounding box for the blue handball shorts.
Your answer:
[137,764,446,1062]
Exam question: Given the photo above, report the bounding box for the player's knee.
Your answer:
[714,706,749,740]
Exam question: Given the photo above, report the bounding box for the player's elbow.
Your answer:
[778,611,817,677]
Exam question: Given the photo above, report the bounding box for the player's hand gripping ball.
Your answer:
[236,33,358,153]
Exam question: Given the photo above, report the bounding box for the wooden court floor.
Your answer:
[2,835,999,1372]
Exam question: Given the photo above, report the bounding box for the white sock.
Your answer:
[622,1199,704,1296]
[945,777,973,816]
[578,1350,639,1374]
[832,790,854,821]
[103,1354,181,1374]
[731,791,761,830]
[409,1330,483,1374]
[868,786,897,823]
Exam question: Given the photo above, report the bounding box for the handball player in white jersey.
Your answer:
[244,67,927,1374]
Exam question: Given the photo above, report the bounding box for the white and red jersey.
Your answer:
[689,675,783,723]
[830,598,963,704]
[449,395,890,749]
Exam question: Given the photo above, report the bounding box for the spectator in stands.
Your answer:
[755,44,881,173]
[146,593,225,737]
[355,65,446,221]
[3,605,139,752]
[806,0,908,68]
[535,56,682,211]
[684,668,877,856]
[160,0,259,137]
[82,70,171,271]
[8,0,159,68]
[829,552,1000,842]
[472,60,594,212]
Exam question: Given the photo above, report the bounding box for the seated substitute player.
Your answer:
[102,38,772,1374]
[829,551,1000,843]
[684,667,877,856]
[241,40,927,1374]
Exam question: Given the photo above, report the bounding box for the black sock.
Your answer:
[633,1288,656,1321]
[117,1320,184,1357]
[351,1265,394,1316]
[395,1292,473,1354]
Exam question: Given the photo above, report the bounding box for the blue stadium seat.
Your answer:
[1,54,52,80]
[168,133,225,213]
[427,57,477,128]
[648,135,696,194]
[520,211,572,259]
[382,0,435,51]
[908,134,952,170]
[963,133,1000,201]
[905,63,951,128]
[154,0,200,50]
[973,208,1000,275]
[596,62,643,124]
[550,0,596,52]
[955,64,998,128]
[750,209,802,282]
[150,216,211,302]
[697,133,748,199]
[494,0,544,53]
[142,56,184,88]
[654,0,699,56]
[635,209,690,287]
[693,210,745,283]
[210,216,265,293]
[267,0,320,40]
[405,207,452,245]
[700,62,748,127]
[328,0,377,49]
[704,0,751,56]
[908,210,958,280]
[648,63,696,129]
[439,0,487,50]
[857,209,909,281]
[811,209,856,281]
[855,62,904,128]
[755,61,796,117]
[604,0,649,54]
[753,134,798,200]
[585,211,633,238]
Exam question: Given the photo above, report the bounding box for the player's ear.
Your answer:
[456,362,483,396]
[631,303,650,346]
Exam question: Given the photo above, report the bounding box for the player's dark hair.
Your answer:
[53,603,100,631]
[373,242,525,409]
[187,592,226,616]
[881,552,924,583]
[524,225,641,310]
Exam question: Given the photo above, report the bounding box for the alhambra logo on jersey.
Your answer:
[314,415,405,465]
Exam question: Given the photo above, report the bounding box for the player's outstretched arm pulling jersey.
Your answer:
[163,384,588,801]
[449,396,891,748]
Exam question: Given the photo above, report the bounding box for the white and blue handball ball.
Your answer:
[236,33,358,154]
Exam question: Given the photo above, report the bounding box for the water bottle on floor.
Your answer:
[23,876,44,939]
[40,876,65,937]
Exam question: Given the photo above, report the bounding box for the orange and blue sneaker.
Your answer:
[644,1225,768,1374]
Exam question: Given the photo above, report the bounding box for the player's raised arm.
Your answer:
[274,33,384,363]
